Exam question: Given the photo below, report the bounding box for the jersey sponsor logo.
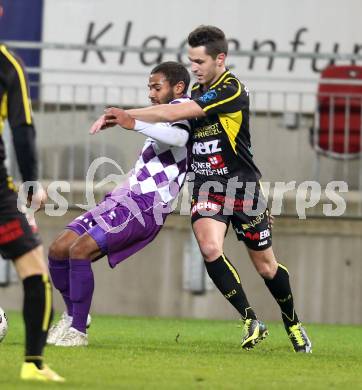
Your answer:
[194,123,222,139]
[191,161,229,176]
[258,240,268,247]
[243,228,270,241]
[0,219,24,244]
[209,194,254,209]
[260,228,271,240]
[224,289,237,299]
[245,232,260,241]
[241,212,266,230]
[191,201,220,215]
[208,154,225,169]
[192,140,221,155]
[277,294,292,303]
[198,89,217,103]
[107,210,117,220]
[76,215,95,229]
[198,192,255,211]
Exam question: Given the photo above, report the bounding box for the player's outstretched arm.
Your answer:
[125,100,205,123]
[93,107,189,147]
[134,121,189,147]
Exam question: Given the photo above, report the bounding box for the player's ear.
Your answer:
[175,81,185,95]
[216,53,225,67]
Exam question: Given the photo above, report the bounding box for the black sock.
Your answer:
[204,255,257,320]
[263,263,299,327]
[23,274,53,369]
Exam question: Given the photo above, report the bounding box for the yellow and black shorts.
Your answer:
[0,180,41,260]
[190,180,272,251]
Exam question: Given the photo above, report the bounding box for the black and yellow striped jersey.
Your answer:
[191,70,261,184]
[0,44,36,183]
[0,44,33,130]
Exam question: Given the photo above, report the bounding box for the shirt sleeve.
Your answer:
[135,120,189,147]
[194,77,247,115]
[1,46,33,128]
[0,46,38,182]
[169,98,192,133]
[12,124,38,182]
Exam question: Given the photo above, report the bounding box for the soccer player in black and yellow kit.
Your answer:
[104,26,312,353]
[0,4,64,381]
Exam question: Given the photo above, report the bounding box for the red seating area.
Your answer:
[313,65,362,158]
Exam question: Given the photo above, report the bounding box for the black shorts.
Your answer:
[190,180,272,251]
[0,183,41,260]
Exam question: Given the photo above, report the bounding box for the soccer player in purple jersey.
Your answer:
[47,62,191,346]
[103,26,312,353]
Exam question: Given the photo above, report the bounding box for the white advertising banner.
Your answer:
[41,0,362,107]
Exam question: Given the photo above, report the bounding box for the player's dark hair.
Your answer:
[151,61,190,94]
[188,25,228,58]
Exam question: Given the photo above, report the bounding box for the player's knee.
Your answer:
[257,265,273,279]
[198,240,223,262]
[255,259,278,279]
[69,239,91,259]
[48,238,69,260]
[13,246,48,279]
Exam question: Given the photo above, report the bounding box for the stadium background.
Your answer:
[0,0,361,324]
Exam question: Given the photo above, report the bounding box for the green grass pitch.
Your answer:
[0,312,361,389]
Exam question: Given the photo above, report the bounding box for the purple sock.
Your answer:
[69,259,94,334]
[48,257,73,316]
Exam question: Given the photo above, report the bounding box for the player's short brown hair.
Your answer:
[188,25,228,59]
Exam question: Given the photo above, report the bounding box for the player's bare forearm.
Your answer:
[126,100,205,123]
[90,101,204,134]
